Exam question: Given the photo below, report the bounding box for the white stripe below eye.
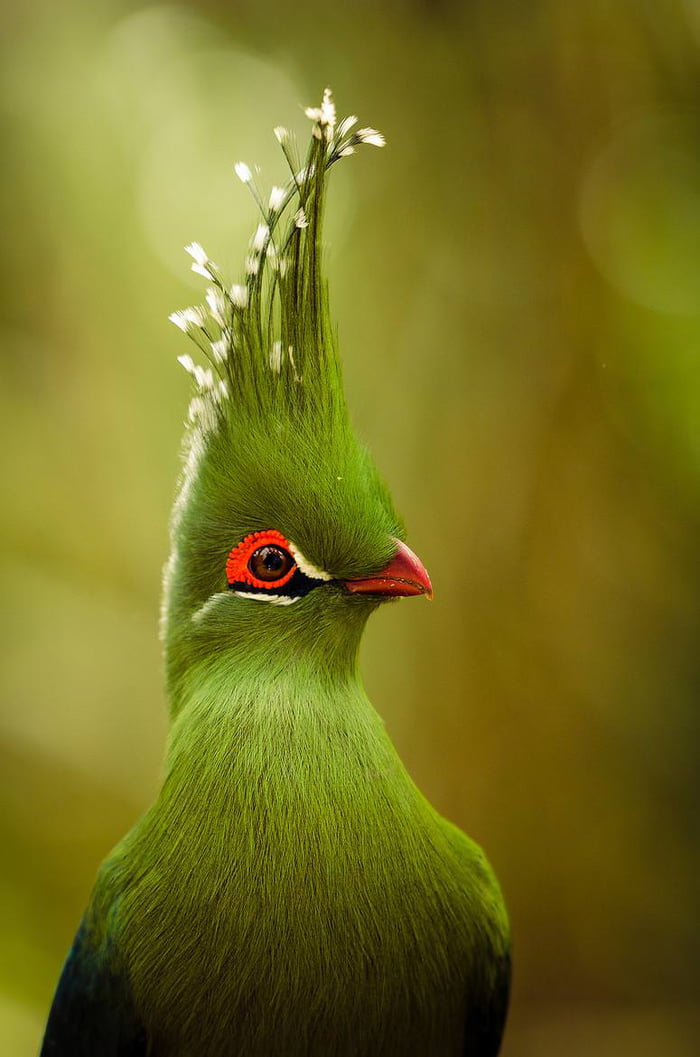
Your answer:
[191,591,230,624]
[288,541,333,581]
[234,591,300,606]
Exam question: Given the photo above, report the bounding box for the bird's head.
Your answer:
[163,92,431,711]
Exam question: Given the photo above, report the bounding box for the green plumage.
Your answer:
[41,91,510,1057]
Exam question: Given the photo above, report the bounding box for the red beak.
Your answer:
[342,539,433,599]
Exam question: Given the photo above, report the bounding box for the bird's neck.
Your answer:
[163,590,375,719]
[162,647,402,807]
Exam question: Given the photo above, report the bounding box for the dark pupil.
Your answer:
[249,545,293,582]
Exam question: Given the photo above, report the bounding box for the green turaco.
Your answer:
[41,90,510,1057]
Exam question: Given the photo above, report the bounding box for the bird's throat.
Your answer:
[164,655,398,807]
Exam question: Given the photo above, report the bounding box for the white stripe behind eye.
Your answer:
[288,541,333,581]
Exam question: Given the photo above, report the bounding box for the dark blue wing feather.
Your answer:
[40,919,148,1057]
[463,947,511,1056]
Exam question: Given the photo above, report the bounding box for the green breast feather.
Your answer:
[43,90,510,1057]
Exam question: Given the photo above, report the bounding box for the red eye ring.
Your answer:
[226,530,297,590]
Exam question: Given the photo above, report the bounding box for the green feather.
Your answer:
[45,90,510,1057]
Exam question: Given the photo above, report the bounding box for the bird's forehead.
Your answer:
[202,424,400,577]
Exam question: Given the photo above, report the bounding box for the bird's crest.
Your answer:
[168,88,385,439]
[162,89,400,648]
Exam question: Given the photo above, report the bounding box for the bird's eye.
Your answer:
[226,528,328,602]
[226,529,299,592]
[248,545,294,582]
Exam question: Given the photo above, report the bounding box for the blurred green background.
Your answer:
[1,0,699,1053]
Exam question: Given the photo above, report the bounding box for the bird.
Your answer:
[40,89,510,1057]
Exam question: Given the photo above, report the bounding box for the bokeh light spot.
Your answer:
[580,113,700,315]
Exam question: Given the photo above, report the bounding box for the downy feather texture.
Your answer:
[41,90,510,1057]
